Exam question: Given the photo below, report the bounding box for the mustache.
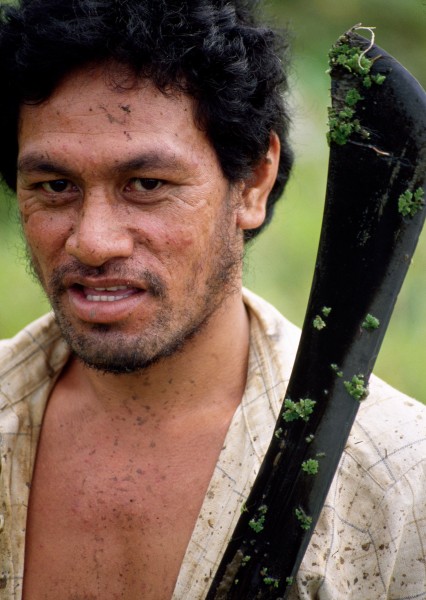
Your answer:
[48,260,167,298]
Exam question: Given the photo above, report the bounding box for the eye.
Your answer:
[127,178,163,192]
[40,179,75,193]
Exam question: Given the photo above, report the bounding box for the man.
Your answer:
[0,1,424,599]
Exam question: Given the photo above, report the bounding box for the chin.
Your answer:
[56,311,206,375]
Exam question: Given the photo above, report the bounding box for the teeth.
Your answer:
[92,286,128,291]
[87,294,128,302]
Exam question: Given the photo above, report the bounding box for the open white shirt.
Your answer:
[0,289,425,599]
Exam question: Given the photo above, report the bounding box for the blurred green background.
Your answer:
[0,0,425,401]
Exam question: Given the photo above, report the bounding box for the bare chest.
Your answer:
[23,419,223,600]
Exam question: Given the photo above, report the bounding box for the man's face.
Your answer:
[17,65,248,373]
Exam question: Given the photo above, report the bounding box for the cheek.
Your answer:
[156,230,197,275]
[143,215,201,256]
[164,228,196,251]
[147,221,212,286]
[23,213,73,262]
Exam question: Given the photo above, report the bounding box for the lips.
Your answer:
[63,281,149,324]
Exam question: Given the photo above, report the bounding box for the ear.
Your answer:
[236,132,281,231]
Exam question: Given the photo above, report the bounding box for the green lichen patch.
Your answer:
[398,187,425,217]
[283,398,316,422]
[263,576,280,588]
[344,374,369,401]
[329,41,373,76]
[363,72,386,88]
[345,88,363,106]
[302,459,319,475]
[313,315,327,330]
[241,555,251,566]
[330,363,343,377]
[274,427,283,439]
[328,38,386,87]
[248,514,265,533]
[327,32,387,146]
[327,107,364,146]
[249,504,268,533]
[362,313,380,330]
[286,576,294,586]
[305,433,315,444]
[314,306,332,328]
[295,507,313,531]
[260,568,280,589]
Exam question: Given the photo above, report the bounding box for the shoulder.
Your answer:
[0,313,69,412]
[0,314,69,598]
[347,375,425,487]
[302,380,426,598]
[336,376,426,539]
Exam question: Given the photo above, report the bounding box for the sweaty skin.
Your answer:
[17,63,280,599]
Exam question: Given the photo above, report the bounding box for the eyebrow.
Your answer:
[17,155,75,178]
[17,151,184,177]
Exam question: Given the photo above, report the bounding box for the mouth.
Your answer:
[63,282,149,324]
[81,285,137,302]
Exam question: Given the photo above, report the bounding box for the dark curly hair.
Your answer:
[0,0,293,240]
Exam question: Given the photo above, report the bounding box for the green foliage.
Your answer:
[327,106,363,145]
[328,37,387,89]
[344,374,369,401]
[329,42,370,75]
[363,72,386,87]
[274,427,283,439]
[301,458,319,475]
[330,364,343,377]
[327,30,387,145]
[248,515,265,533]
[362,314,380,330]
[263,576,280,588]
[248,504,268,533]
[283,398,316,422]
[345,89,364,107]
[313,315,326,330]
[260,568,280,588]
[398,188,425,217]
[295,507,313,531]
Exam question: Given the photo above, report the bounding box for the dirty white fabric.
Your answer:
[0,289,425,599]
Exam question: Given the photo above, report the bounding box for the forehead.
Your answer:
[17,64,217,171]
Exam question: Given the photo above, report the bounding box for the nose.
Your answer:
[65,192,134,266]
